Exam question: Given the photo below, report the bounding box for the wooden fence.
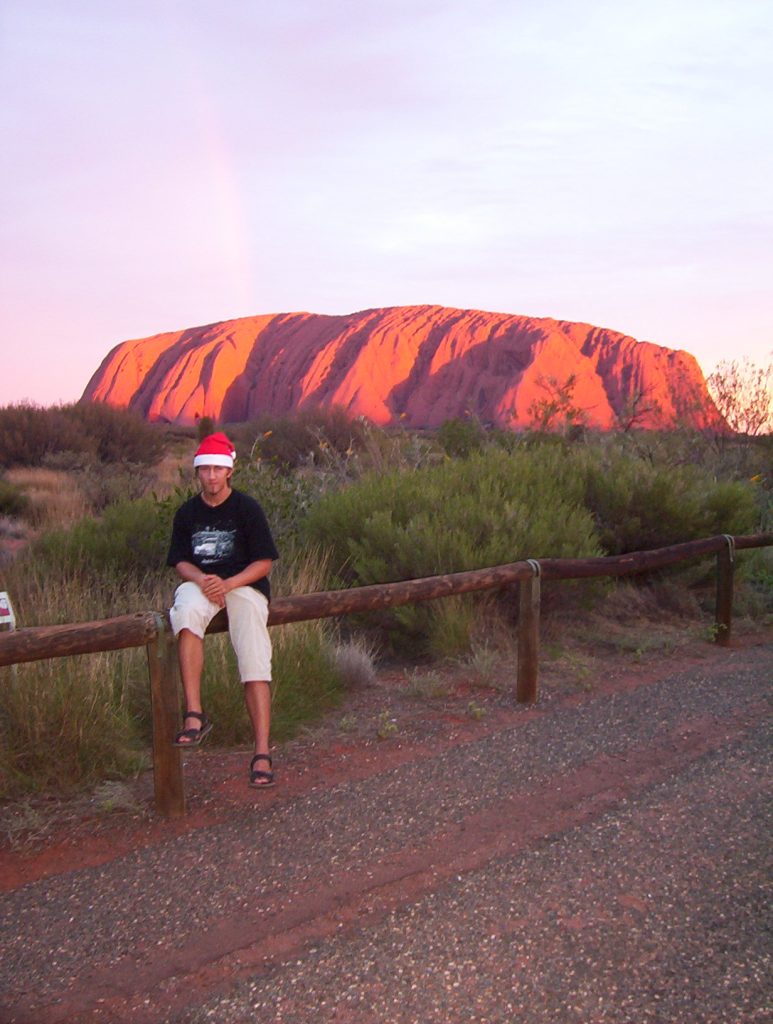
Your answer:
[1,532,770,817]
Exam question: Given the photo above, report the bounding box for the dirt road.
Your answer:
[1,635,770,1023]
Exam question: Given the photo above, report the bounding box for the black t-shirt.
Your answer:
[166,489,279,602]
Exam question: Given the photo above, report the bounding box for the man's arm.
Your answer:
[221,558,273,594]
[173,560,206,586]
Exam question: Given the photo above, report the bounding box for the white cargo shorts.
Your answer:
[169,581,272,683]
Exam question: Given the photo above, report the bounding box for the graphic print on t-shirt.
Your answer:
[192,527,236,566]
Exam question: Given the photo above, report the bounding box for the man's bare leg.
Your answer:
[244,680,273,784]
[177,628,206,741]
[244,679,271,753]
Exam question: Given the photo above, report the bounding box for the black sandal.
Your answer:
[173,711,213,747]
[249,753,275,788]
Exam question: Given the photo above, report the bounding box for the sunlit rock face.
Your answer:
[82,305,723,431]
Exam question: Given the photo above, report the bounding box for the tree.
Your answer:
[527,374,587,434]
[196,415,216,441]
[615,383,663,432]
[707,357,772,436]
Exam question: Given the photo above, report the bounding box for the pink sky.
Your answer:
[1,0,771,407]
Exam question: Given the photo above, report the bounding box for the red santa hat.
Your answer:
[193,432,236,469]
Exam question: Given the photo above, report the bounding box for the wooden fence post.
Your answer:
[145,615,186,817]
[714,536,735,647]
[517,561,541,703]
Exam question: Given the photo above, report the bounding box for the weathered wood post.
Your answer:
[146,614,186,817]
[516,560,541,703]
[714,535,735,647]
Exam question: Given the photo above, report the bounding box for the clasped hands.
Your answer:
[199,573,230,608]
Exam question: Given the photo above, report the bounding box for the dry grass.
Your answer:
[333,638,379,689]
[6,467,89,527]
[149,449,193,499]
[5,445,193,530]
[0,545,344,798]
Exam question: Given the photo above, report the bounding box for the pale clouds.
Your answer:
[1,0,771,404]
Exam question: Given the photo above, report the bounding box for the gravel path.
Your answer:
[1,642,770,1024]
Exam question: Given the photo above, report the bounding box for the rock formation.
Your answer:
[82,305,723,431]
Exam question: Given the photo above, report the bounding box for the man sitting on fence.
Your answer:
[166,432,280,788]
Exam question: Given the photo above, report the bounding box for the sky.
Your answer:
[2,0,772,407]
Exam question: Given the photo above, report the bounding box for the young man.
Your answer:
[166,432,280,788]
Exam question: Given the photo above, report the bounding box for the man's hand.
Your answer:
[199,574,229,608]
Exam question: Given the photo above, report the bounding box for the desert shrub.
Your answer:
[702,481,760,535]
[65,401,167,464]
[196,415,216,440]
[5,468,90,530]
[303,445,600,651]
[488,427,523,454]
[0,401,166,468]
[579,449,758,554]
[436,418,485,458]
[0,403,83,467]
[231,461,319,551]
[231,406,368,470]
[77,462,159,512]
[0,478,32,519]
[305,446,598,581]
[31,497,168,583]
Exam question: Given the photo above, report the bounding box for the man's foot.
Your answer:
[173,711,213,747]
[249,753,275,788]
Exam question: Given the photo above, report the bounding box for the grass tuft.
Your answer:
[333,638,379,690]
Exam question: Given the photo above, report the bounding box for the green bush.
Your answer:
[232,461,319,551]
[436,418,485,458]
[305,446,598,581]
[303,445,600,650]
[32,497,168,584]
[579,449,758,554]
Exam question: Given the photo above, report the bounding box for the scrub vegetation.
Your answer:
[0,401,771,798]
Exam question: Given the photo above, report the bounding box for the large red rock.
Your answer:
[82,305,723,431]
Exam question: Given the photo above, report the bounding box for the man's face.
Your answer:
[197,465,233,503]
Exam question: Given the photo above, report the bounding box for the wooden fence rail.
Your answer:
[1,532,770,817]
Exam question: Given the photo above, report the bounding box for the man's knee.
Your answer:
[170,582,214,638]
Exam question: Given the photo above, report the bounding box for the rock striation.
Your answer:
[82,305,723,431]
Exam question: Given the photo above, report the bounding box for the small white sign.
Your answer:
[0,592,16,631]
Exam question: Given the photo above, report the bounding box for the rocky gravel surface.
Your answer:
[0,640,770,1024]
[195,724,770,1024]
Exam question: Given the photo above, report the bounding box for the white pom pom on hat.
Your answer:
[193,432,236,469]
